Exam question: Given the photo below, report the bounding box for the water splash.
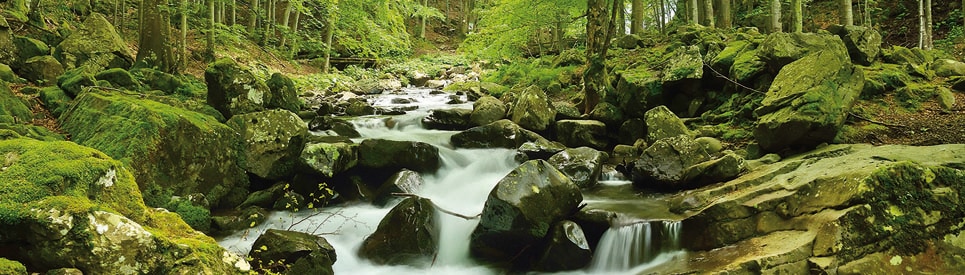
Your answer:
[588,219,683,272]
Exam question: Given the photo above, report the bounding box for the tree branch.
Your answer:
[393,193,481,220]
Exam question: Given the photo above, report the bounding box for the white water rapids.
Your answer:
[216,87,685,274]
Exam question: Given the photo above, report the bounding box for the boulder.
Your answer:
[730,47,766,83]
[552,101,582,120]
[359,197,437,266]
[470,96,506,126]
[645,105,690,144]
[932,59,965,77]
[266,73,302,112]
[618,118,647,145]
[422,108,472,130]
[555,120,609,150]
[828,25,882,66]
[0,17,16,65]
[54,13,133,73]
[588,102,623,127]
[345,99,375,116]
[0,258,26,275]
[373,169,425,207]
[631,135,712,190]
[662,45,704,83]
[0,63,20,83]
[131,67,185,95]
[307,116,360,137]
[711,40,752,72]
[470,160,583,264]
[59,89,249,208]
[0,82,32,124]
[0,138,250,274]
[451,119,551,149]
[205,58,270,118]
[548,147,609,188]
[426,79,447,89]
[0,123,66,142]
[227,109,309,180]
[94,68,141,91]
[616,67,663,118]
[610,145,641,165]
[21,55,63,84]
[13,36,50,65]
[249,229,336,275]
[531,220,593,272]
[358,139,440,173]
[56,69,96,97]
[615,34,643,49]
[518,140,567,161]
[758,32,850,72]
[754,50,864,152]
[511,85,556,132]
[297,142,358,178]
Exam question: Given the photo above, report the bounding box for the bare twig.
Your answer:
[703,62,767,95]
[393,193,482,220]
[848,112,907,128]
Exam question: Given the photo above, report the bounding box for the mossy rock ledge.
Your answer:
[0,138,249,274]
[59,89,249,208]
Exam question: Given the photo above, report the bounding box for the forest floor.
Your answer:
[850,92,965,146]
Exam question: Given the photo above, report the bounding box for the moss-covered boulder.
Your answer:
[21,55,63,84]
[358,139,439,173]
[13,35,50,65]
[711,40,752,72]
[307,116,360,137]
[861,64,914,97]
[470,95,507,126]
[511,85,556,132]
[758,32,849,72]
[828,25,882,66]
[0,63,20,83]
[249,229,336,275]
[297,142,358,178]
[0,17,16,65]
[531,220,592,272]
[631,135,713,190]
[548,147,608,188]
[227,109,308,180]
[0,123,65,141]
[373,169,425,207]
[0,82,31,124]
[662,45,704,84]
[470,160,583,265]
[359,197,437,266]
[645,105,690,144]
[588,102,623,127]
[59,89,248,208]
[54,13,133,74]
[452,119,551,149]
[0,258,26,275]
[266,73,302,112]
[0,138,249,274]
[95,68,141,91]
[422,108,472,130]
[131,67,185,95]
[615,67,663,118]
[518,139,568,161]
[56,68,96,97]
[205,58,270,118]
[754,50,864,152]
[932,59,965,78]
[555,120,609,150]
[730,47,766,83]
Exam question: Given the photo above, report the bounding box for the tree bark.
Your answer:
[720,0,732,28]
[323,2,337,73]
[280,1,292,47]
[181,0,188,70]
[771,0,782,32]
[792,0,802,32]
[840,0,853,26]
[232,0,237,26]
[659,0,666,32]
[689,0,699,25]
[208,0,215,60]
[631,0,643,34]
[704,0,715,28]
[249,0,258,33]
[420,0,428,38]
[616,1,626,35]
[919,0,925,49]
[584,0,608,114]
[138,0,177,73]
[924,0,932,49]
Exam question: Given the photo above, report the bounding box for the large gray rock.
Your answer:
[422,108,472,130]
[758,32,850,72]
[358,139,439,173]
[556,120,609,150]
[266,73,303,112]
[54,13,133,73]
[249,229,336,275]
[359,197,437,266]
[470,160,583,264]
[828,25,882,66]
[754,50,864,152]
[470,96,506,126]
[511,85,556,132]
[518,140,567,161]
[932,59,965,77]
[531,220,593,272]
[0,17,16,65]
[307,116,360,137]
[451,119,550,149]
[227,109,309,180]
[205,58,270,118]
[645,105,690,144]
[297,142,358,178]
[662,45,704,83]
[548,147,608,188]
[615,67,663,119]
[21,55,63,84]
[631,135,712,190]
[373,169,425,207]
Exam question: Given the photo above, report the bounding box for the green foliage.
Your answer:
[484,57,578,90]
[165,199,211,232]
[461,0,585,60]
[293,73,355,95]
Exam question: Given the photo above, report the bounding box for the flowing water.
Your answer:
[217,87,685,274]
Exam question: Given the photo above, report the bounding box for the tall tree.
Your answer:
[584,0,608,114]
[249,0,259,33]
[689,0,698,25]
[631,0,643,34]
[208,0,215,60]
[918,0,925,48]
[323,0,339,73]
[181,0,188,69]
[924,0,932,49]
[840,0,853,26]
[659,0,666,31]
[771,0,781,32]
[720,0,732,28]
[232,0,237,25]
[704,0,715,27]
[138,0,177,73]
[792,0,802,32]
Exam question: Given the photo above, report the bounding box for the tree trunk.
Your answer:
[138,0,177,73]
[420,0,428,38]
[924,0,932,49]
[207,0,215,60]
[279,1,292,47]
[704,0,715,28]
[720,0,732,28]
[323,3,337,73]
[232,0,237,26]
[631,0,643,34]
[263,0,274,45]
[584,0,608,114]
[771,0,782,32]
[181,0,188,70]
[249,0,258,33]
[840,0,853,26]
[792,0,802,32]
[616,1,626,35]
[689,0,698,25]
[919,0,925,49]
[659,0,666,32]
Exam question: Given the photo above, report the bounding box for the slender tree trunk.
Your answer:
[704,0,715,28]
[616,1,626,35]
[181,0,188,70]
[138,0,177,73]
[279,1,292,47]
[924,0,932,49]
[249,0,258,33]
[554,16,564,52]
[771,0,782,32]
[232,0,237,25]
[689,0,699,25]
[208,0,215,60]
[631,0,643,34]
[220,1,226,24]
[659,0,666,32]
[420,0,428,38]
[263,0,274,45]
[840,0,853,26]
[864,0,871,26]
[919,0,925,49]
[323,2,337,73]
[584,0,607,114]
[792,0,802,32]
[720,0,732,28]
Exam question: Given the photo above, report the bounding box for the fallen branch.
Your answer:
[848,112,907,128]
[703,62,767,95]
[393,193,482,220]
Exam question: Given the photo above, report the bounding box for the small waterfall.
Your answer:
[588,219,683,272]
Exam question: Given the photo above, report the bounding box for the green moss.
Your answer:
[0,82,32,124]
[165,199,211,233]
[0,257,26,275]
[0,123,66,141]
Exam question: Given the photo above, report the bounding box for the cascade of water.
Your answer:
[588,219,684,273]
